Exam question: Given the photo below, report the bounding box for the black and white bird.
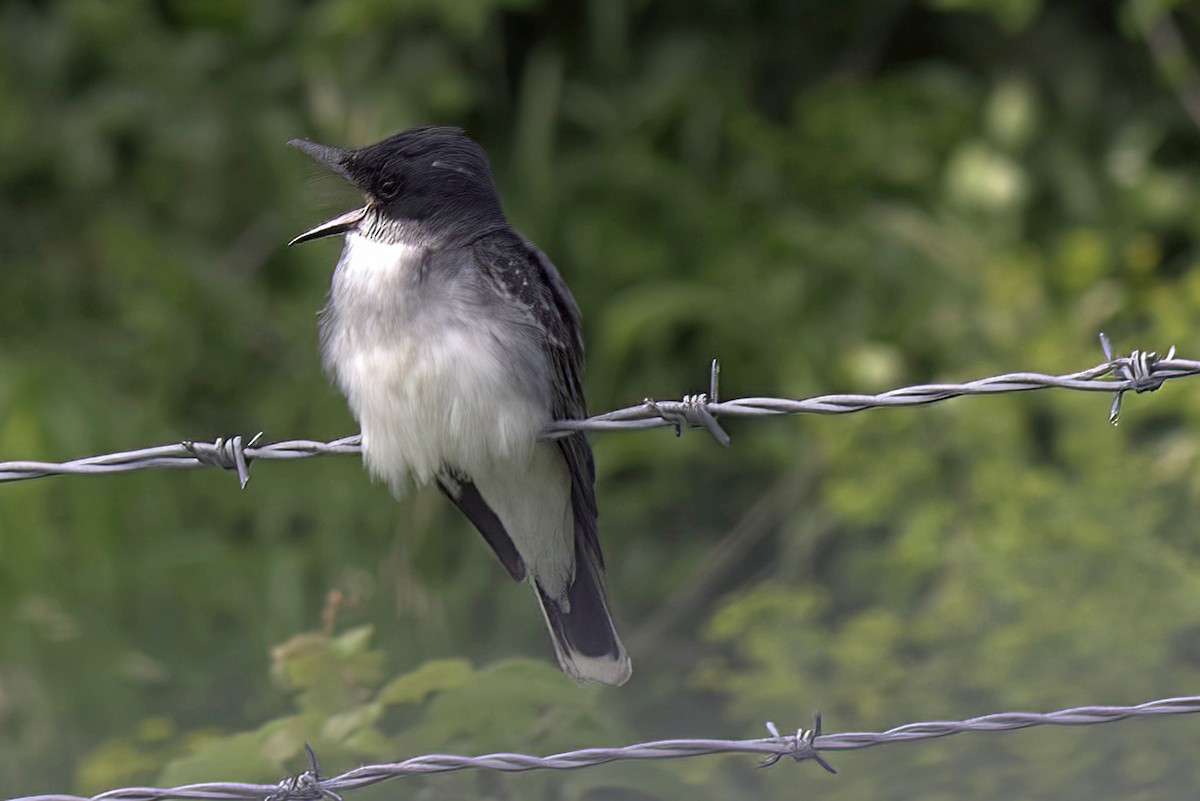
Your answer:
[289,126,631,686]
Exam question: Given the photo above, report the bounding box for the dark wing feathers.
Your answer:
[523,240,602,567]
[468,231,604,571]
[437,471,526,581]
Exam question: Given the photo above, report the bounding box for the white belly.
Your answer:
[325,233,547,494]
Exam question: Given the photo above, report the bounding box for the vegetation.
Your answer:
[3,0,1200,798]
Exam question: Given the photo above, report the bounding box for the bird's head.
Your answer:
[288,126,504,246]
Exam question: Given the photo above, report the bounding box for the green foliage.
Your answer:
[4,0,1200,799]
[76,624,696,801]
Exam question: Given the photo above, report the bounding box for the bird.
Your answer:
[288,125,631,686]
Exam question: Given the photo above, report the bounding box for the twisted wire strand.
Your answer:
[13,695,1200,801]
[0,339,1192,485]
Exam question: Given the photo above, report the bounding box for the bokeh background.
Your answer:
[4,0,1200,798]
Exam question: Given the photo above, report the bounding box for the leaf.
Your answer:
[376,658,476,706]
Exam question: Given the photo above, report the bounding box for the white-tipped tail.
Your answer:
[532,544,631,687]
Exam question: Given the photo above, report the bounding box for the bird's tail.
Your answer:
[532,540,631,686]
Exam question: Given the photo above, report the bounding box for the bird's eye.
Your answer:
[376,178,401,200]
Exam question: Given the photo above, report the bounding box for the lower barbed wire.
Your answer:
[12,695,1200,801]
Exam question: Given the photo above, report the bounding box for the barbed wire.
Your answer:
[0,434,363,488]
[0,336,1191,486]
[6,341,1198,798]
[13,694,1200,801]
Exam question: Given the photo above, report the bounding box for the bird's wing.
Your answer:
[436,470,526,581]
[526,242,602,570]
[471,230,602,570]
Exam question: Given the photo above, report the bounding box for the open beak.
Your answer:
[288,206,367,246]
[288,137,367,246]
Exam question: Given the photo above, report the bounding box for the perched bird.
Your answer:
[289,126,631,686]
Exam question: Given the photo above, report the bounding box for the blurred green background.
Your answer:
[4,0,1200,798]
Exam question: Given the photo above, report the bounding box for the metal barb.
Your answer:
[758,714,833,772]
[303,743,319,777]
[1133,347,1173,393]
[760,721,785,767]
[809,711,837,774]
[1101,334,1175,426]
[641,389,731,446]
[266,745,341,801]
[181,433,262,488]
[642,399,681,437]
[1099,333,1125,426]
[683,393,732,446]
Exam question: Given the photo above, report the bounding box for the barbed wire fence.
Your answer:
[4,334,1200,800]
[0,335,1191,487]
[13,695,1200,801]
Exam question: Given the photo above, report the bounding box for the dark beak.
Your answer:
[288,138,366,246]
[288,138,354,182]
[288,206,367,246]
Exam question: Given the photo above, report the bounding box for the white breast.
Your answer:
[323,233,547,494]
